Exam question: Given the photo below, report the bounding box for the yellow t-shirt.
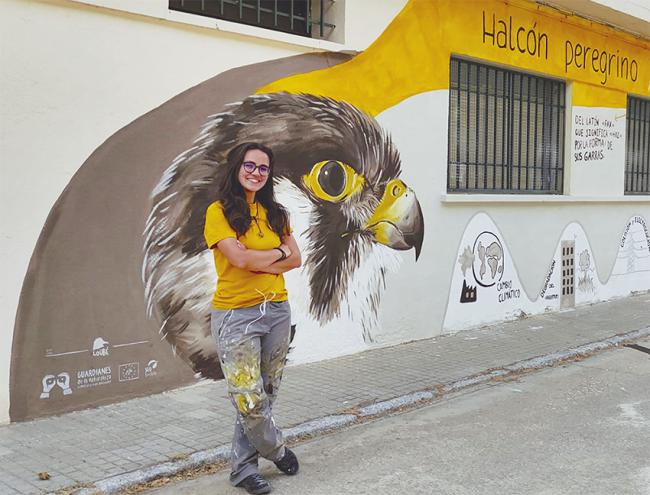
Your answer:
[204,201,289,309]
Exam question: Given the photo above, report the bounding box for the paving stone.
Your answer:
[0,482,21,495]
[0,294,648,494]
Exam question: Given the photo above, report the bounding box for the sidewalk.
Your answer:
[1,294,649,495]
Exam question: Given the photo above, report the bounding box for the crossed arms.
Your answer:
[214,234,302,274]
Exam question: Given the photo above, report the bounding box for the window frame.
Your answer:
[168,0,336,39]
[625,95,650,195]
[447,56,566,195]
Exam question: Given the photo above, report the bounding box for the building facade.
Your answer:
[1,0,648,423]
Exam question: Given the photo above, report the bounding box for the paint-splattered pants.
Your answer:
[211,300,291,485]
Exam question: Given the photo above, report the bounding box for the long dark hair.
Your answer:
[219,142,290,238]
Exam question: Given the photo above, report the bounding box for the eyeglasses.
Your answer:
[242,161,270,176]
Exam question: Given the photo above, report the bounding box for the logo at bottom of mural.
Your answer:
[77,366,112,389]
[144,360,158,377]
[40,372,73,399]
[92,337,110,357]
[119,362,140,382]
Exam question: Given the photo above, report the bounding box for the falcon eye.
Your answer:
[318,161,345,197]
[302,160,365,202]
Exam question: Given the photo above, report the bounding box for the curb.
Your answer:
[63,326,650,495]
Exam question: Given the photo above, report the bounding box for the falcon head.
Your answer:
[143,92,424,379]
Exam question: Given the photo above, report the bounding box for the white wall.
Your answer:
[3,0,645,424]
[374,90,648,345]
[569,106,627,196]
[69,0,410,51]
[344,0,409,51]
[0,0,408,424]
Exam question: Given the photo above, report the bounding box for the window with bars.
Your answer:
[169,0,335,38]
[448,57,566,194]
[625,96,650,195]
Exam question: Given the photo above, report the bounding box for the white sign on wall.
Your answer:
[572,111,624,165]
[570,106,626,196]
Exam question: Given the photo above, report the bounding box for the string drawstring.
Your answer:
[244,289,276,334]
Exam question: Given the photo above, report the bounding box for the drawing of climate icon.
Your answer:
[472,231,504,287]
[39,372,73,399]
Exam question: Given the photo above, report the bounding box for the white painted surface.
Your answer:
[543,0,650,39]
[594,0,650,22]
[2,0,648,423]
[375,90,649,339]
[441,194,650,203]
[70,0,410,51]
[607,215,650,296]
[442,211,650,331]
[344,0,409,51]
[442,213,532,332]
[570,106,627,196]
[0,0,303,425]
[0,0,409,424]
[274,179,369,364]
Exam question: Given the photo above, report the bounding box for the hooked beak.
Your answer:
[364,179,424,260]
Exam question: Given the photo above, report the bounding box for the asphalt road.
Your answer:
[146,339,650,495]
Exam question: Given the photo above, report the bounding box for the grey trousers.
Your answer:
[211,300,291,485]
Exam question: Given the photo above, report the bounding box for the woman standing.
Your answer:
[204,142,301,494]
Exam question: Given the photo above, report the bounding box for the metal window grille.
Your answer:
[625,96,650,195]
[169,0,335,38]
[448,57,565,194]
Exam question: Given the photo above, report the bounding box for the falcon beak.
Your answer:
[364,179,424,260]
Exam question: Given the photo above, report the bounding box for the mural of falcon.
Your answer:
[143,92,424,379]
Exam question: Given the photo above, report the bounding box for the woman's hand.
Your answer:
[279,243,292,259]
[214,236,300,273]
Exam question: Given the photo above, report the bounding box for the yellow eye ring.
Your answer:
[302,160,365,202]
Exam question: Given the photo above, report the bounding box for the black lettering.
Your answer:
[592,48,599,72]
[575,43,583,68]
[482,11,495,44]
[538,32,548,59]
[631,60,638,81]
[526,25,537,56]
[497,20,507,48]
[483,13,548,60]
[621,57,629,79]
[517,26,525,53]
[565,40,573,72]
[600,51,608,84]
[509,16,515,51]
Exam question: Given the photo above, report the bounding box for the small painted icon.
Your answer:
[119,362,140,382]
[472,232,504,287]
[460,280,477,303]
[145,359,159,377]
[92,337,110,357]
[40,372,72,399]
